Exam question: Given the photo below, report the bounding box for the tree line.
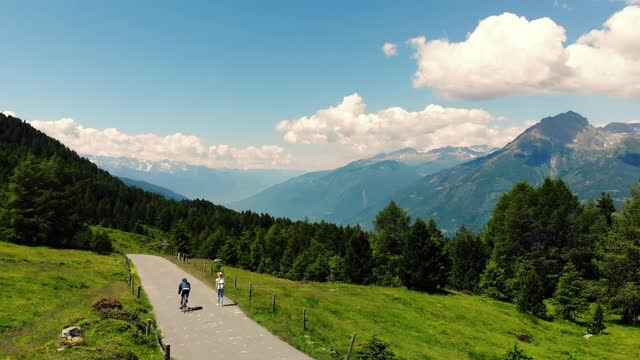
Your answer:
[0,113,638,326]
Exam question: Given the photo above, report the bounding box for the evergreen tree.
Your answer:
[552,263,588,320]
[514,261,546,317]
[586,304,606,335]
[398,218,449,292]
[344,226,372,284]
[479,259,509,301]
[503,343,533,360]
[596,181,640,325]
[371,202,410,285]
[169,220,190,254]
[354,336,396,360]
[448,225,488,291]
[596,192,616,227]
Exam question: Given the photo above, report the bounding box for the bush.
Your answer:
[354,335,397,360]
[92,297,123,311]
[92,297,139,323]
[91,230,113,254]
[513,332,533,342]
[586,304,606,334]
[503,343,533,360]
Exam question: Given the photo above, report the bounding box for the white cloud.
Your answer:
[276,93,528,155]
[626,1,640,5]
[29,118,294,169]
[409,6,640,99]
[382,43,398,56]
[2,110,17,117]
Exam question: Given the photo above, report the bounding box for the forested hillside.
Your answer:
[1,112,639,328]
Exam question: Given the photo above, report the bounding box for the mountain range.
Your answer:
[85,155,305,204]
[232,111,640,233]
[351,111,640,232]
[229,146,496,223]
[118,176,187,201]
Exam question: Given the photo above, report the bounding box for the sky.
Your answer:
[1,0,640,170]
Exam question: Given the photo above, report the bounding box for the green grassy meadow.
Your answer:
[94,226,165,254]
[174,257,640,360]
[0,240,163,359]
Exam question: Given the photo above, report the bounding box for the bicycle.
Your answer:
[180,291,190,312]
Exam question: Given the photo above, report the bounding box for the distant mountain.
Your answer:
[352,111,640,233]
[118,177,187,201]
[229,146,495,223]
[85,155,305,204]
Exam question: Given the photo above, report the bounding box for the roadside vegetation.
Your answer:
[174,258,640,360]
[0,241,162,359]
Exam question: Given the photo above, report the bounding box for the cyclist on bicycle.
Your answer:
[178,278,191,309]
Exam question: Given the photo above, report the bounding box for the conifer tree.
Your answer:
[399,218,449,292]
[514,261,546,317]
[552,263,588,320]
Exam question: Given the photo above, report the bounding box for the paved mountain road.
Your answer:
[129,254,312,360]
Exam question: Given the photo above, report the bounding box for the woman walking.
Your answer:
[216,272,225,306]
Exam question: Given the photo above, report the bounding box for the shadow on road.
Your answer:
[183,306,204,313]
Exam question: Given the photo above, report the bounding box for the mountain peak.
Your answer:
[531,111,590,143]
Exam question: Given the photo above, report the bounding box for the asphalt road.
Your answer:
[128,254,312,360]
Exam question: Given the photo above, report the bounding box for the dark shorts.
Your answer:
[180,290,190,299]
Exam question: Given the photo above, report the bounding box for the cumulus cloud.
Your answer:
[276,93,528,155]
[382,43,398,56]
[2,110,17,117]
[29,118,294,169]
[409,6,640,99]
[626,1,640,5]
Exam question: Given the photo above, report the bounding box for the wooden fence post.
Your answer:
[128,272,132,286]
[145,319,151,336]
[164,344,170,360]
[345,332,357,360]
[272,294,276,312]
[234,275,237,290]
[249,282,253,301]
[131,279,135,294]
[137,285,141,299]
[303,308,307,331]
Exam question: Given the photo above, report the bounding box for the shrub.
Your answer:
[92,297,123,311]
[354,335,397,360]
[91,230,113,254]
[503,343,533,360]
[586,304,606,334]
[513,332,533,342]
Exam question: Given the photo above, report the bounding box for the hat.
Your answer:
[217,272,223,276]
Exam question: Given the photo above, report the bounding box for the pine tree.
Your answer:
[344,226,372,284]
[514,261,546,317]
[586,304,606,334]
[448,225,488,291]
[596,192,616,227]
[503,343,533,360]
[371,202,410,285]
[552,263,588,320]
[480,259,509,301]
[354,336,396,360]
[399,218,449,292]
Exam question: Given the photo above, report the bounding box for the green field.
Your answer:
[0,241,163,359]
[93,226,166,255]
[174,257,640,360]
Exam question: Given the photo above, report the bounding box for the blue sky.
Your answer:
[2,0,639,170]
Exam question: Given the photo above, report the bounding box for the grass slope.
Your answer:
[0,241,163,359]
[174,258,640,360]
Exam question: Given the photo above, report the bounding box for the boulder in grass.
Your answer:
[61,326,82,338]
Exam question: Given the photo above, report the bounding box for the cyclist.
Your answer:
[178,278,191,309]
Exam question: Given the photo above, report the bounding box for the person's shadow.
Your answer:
[183,306,204,312]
